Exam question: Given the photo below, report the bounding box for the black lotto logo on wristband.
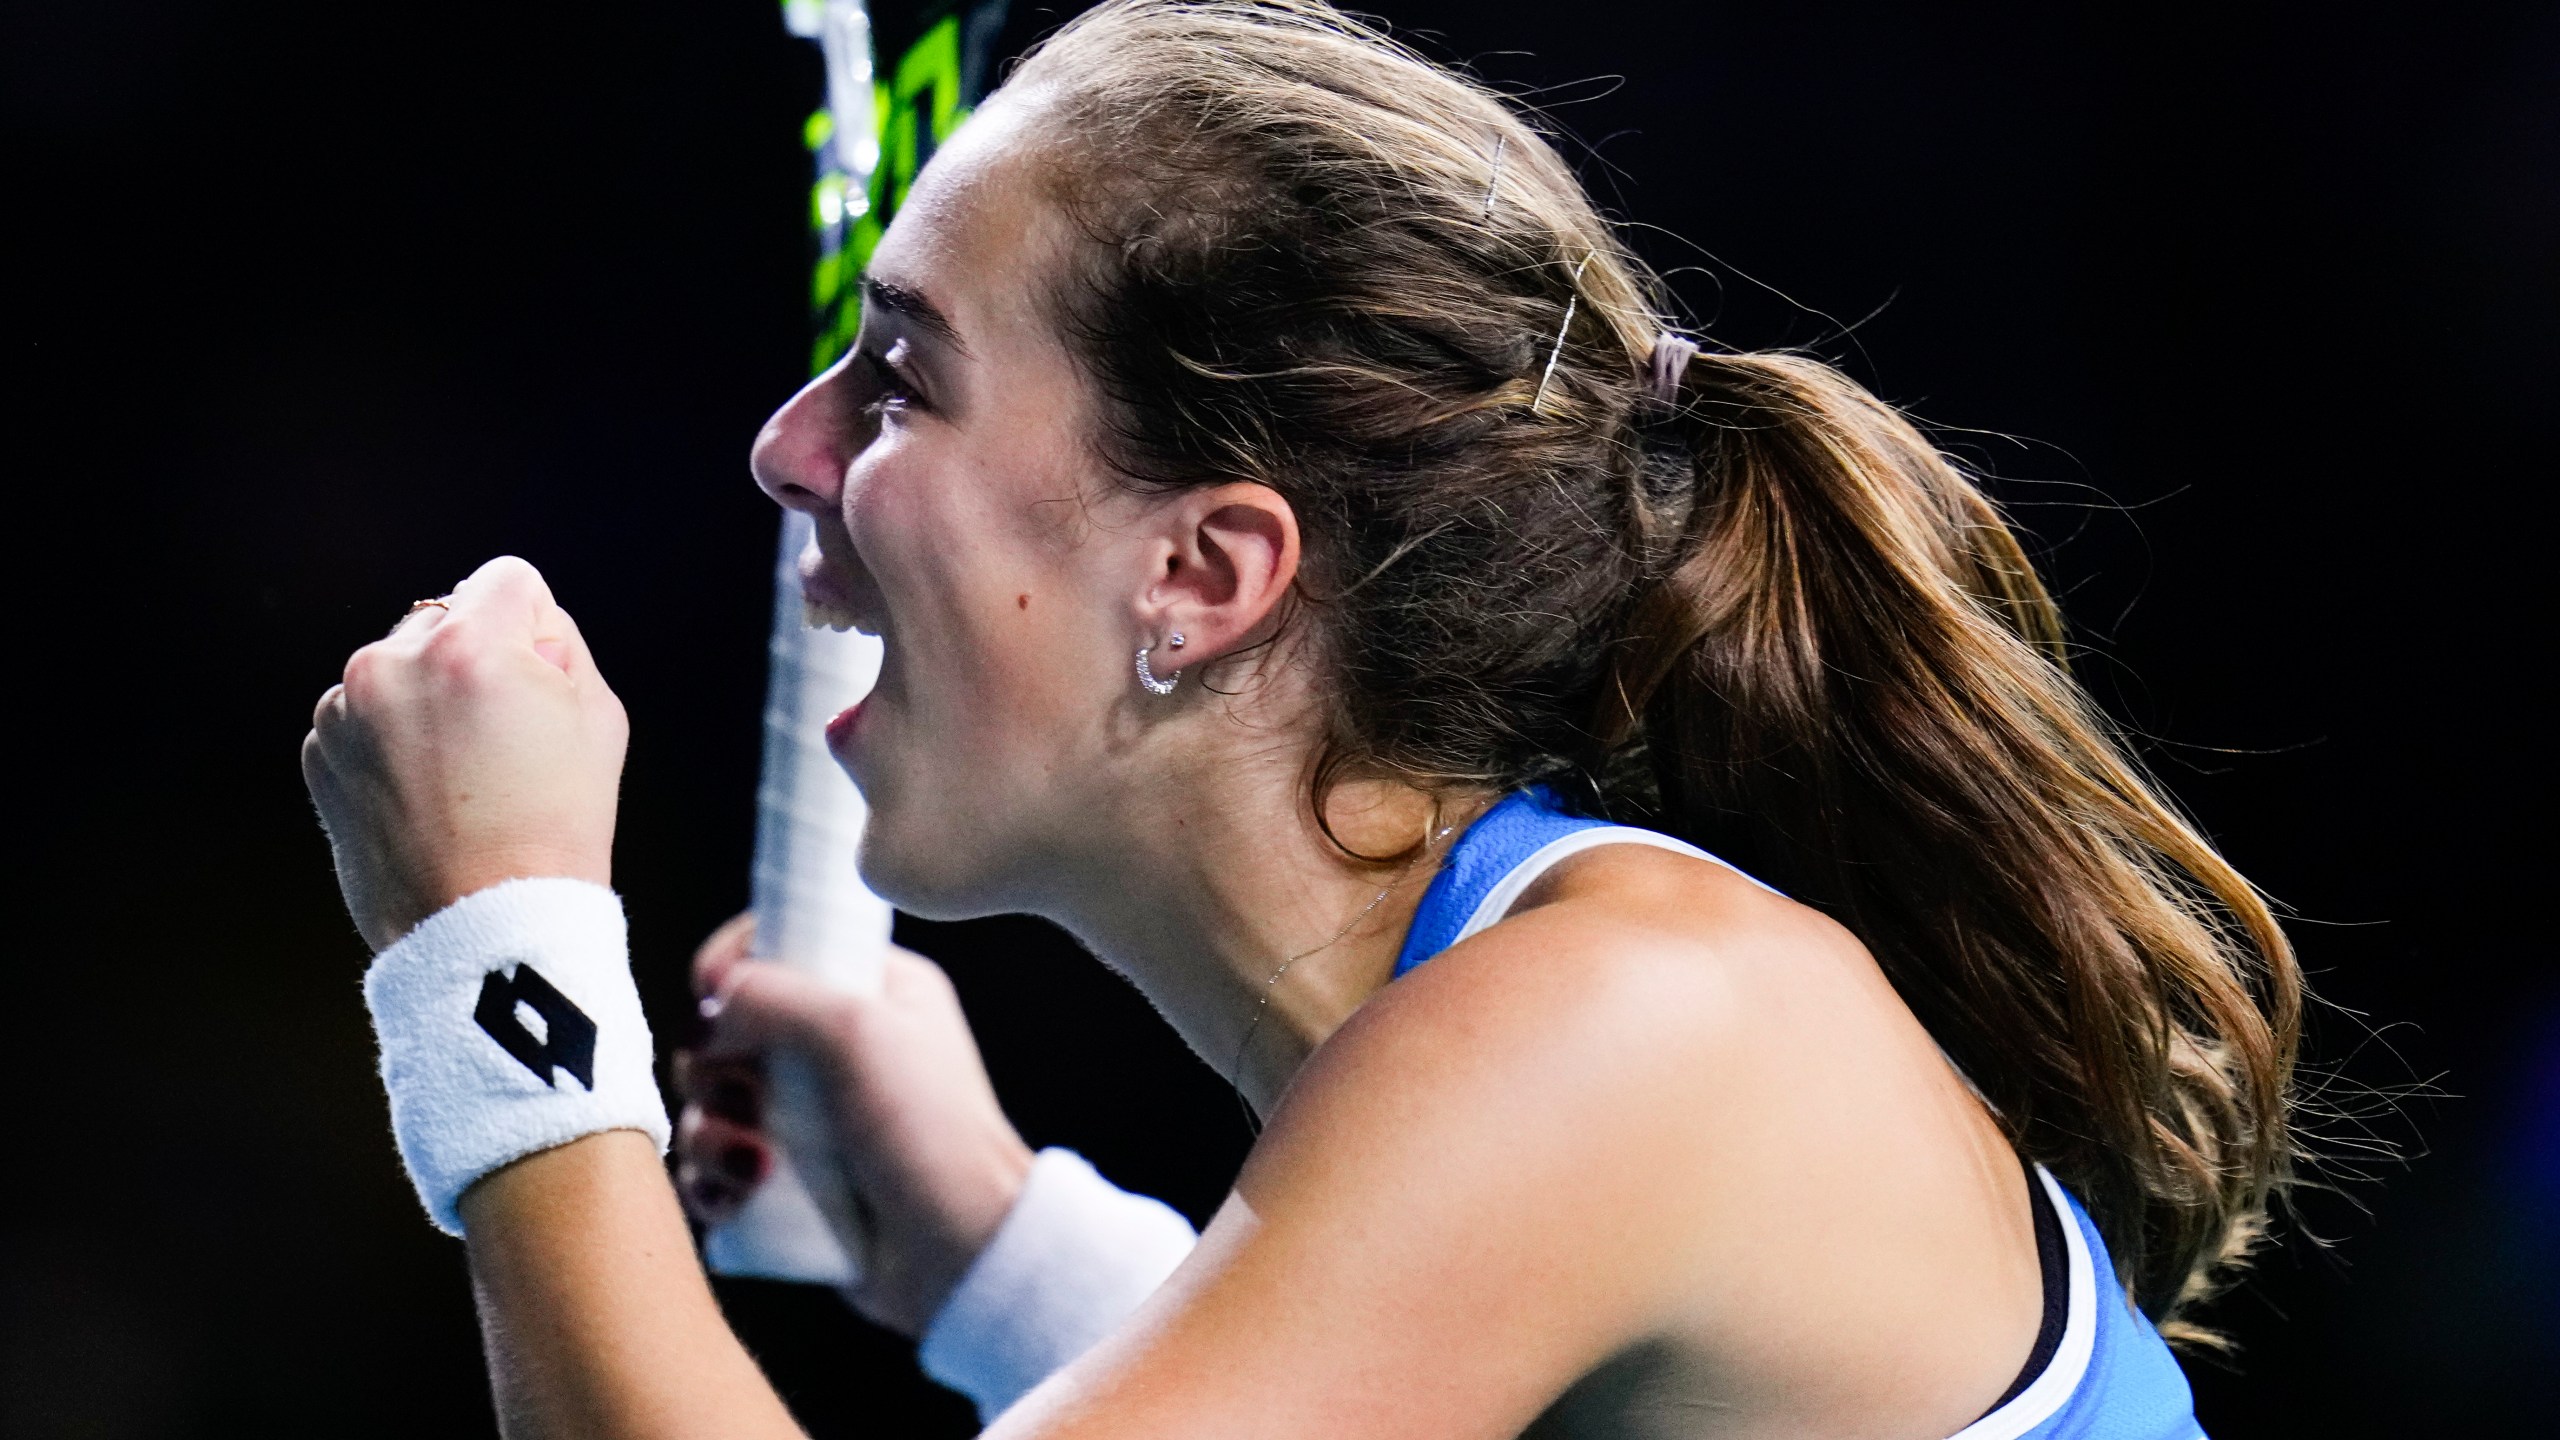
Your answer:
[474,964,599,1090]
[366,879,670,1233]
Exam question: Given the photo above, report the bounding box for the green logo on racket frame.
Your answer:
[799,2,1010,376]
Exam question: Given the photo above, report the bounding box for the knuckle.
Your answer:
[697,912,755,964]
[480,554,552,602]
[340,643,388,693]
[417,621,486,682]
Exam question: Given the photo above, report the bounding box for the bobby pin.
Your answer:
[1531,254,1594,416]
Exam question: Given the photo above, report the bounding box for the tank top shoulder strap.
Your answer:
[1391,787,1783,978]
[1384,794,2201,1438]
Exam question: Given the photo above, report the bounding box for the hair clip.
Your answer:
[1531,254,1595,416]
[1647,331,1699,411]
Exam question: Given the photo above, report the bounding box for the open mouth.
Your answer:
[802,592,864,633]
[796,544,878,635]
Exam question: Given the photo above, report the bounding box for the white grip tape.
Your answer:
[363,878,671,1235]
[919,1148,1201,1420]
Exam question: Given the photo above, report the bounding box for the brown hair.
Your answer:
[1006,0,2298,1341]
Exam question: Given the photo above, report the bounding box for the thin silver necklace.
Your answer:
[1229,821,1456,1131]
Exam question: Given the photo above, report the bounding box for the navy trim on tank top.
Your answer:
[1986,1154,2071,1416]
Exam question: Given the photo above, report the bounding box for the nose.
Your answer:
[749,358,860,517]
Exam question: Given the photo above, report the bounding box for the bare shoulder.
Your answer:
[1016,847,2041,1438]
[1236,842,2036,1400]
[1240,844,1918,1291]
[1257,843,1884,1181]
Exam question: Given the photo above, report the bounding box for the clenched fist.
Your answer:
[302,556,629,951]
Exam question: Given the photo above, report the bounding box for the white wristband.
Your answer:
[918,1148,1200,1421]
[363,877,671,1235]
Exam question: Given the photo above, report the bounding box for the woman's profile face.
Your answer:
[750,94,1166,918]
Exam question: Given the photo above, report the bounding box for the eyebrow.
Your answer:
[864,277,968,355]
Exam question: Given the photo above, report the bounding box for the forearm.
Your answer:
[463,1132,806,1440]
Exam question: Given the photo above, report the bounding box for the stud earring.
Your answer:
[1135,641,1182,696]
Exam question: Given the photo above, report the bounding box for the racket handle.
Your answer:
[702,1056,861,1286]
[702,511,893,1286]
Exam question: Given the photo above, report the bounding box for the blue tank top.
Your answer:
[1390,788,2207,1440]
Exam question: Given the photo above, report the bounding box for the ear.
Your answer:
[1140,483,1301,665]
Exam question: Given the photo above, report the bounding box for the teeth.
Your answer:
[802,594,862,633]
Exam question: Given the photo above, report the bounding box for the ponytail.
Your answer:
[1601,352,2300,1335]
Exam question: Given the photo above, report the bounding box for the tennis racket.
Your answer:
[702,0,1009,1289]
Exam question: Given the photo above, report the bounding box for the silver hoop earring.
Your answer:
[1135,645,1181,696]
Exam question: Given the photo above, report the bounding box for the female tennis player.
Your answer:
[302,3,2297,1435]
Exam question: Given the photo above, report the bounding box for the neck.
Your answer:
[1040,758,1479,1119]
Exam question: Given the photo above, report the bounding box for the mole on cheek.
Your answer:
[1017,594,1030,610]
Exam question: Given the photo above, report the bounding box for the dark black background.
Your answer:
[5,2,2552,1435]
